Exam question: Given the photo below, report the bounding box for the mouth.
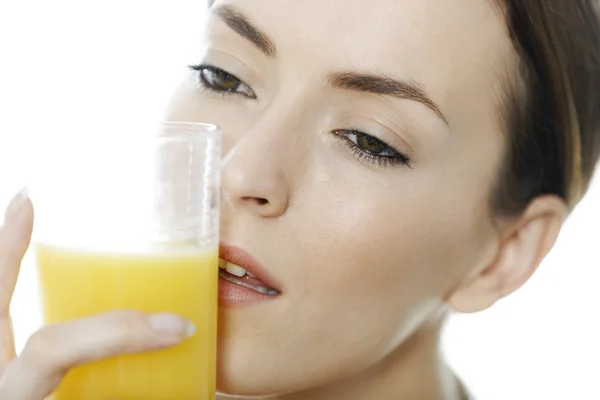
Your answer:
[219,258,280,295]
[218,245,281,306]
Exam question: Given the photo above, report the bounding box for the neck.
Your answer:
[220,314,466,400]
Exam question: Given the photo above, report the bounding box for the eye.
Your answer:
[356,134,391,156]
[332,129,411,168]
[189,64,256,98]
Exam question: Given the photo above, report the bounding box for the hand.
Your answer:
[0,190,195,400]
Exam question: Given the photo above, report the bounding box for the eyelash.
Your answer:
[188,64,256,98]
[333,129,412,168]
[188,65,411,168]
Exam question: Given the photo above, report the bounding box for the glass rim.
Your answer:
[161,121,220,135]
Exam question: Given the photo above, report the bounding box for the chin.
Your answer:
[216,355,317,399]
[216,362,293,399]
[216,381,283,399]
[216,391,281,399]
[215,349,286,398]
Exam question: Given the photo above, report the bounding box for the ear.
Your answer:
[448,195,568,313]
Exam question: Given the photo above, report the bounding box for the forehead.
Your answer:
[210,0,514,129]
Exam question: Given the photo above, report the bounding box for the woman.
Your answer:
[0,0,599,399]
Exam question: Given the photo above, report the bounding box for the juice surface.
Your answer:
[35,244,218,400]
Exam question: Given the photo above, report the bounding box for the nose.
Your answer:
[221,126,291,219]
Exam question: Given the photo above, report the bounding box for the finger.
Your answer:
[0,188,33,310]
[0,188,33,371]
[0,315,15,376]
[0,310,195,400]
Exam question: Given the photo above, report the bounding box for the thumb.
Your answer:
[0,188,34,371]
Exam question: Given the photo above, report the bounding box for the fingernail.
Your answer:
[148,313,196,338]
[4,188,29,222]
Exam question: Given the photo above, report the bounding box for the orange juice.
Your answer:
[35,244,218,400]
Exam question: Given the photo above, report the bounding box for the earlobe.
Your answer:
[448,195,568,314]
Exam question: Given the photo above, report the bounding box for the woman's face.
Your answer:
[167,0,514,395]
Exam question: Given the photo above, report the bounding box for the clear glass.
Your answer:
[31,122,220,400]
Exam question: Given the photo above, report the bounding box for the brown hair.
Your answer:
[494,0,600,215]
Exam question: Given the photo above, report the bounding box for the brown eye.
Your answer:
[202,68,242,91]
[332,129,411,168]
[356,134,389,155]
[189,64,256,98]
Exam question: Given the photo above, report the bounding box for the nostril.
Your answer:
[242,197,269,206]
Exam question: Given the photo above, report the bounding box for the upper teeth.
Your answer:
[219,258,247,277]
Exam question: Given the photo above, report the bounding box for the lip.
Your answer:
[218,244,282,306]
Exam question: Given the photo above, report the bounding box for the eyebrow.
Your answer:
[213,6,446,125]
[329,72,448,125]
[214,5,277,58]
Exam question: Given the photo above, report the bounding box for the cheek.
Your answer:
[284,169,488,350]
[296,174,485,304]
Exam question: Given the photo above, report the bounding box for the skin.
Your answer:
[165,0,567,398]
[0,0,569,399]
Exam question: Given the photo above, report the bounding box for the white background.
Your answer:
[0,2,598,399]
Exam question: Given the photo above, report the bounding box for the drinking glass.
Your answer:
[31,121,220,400]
